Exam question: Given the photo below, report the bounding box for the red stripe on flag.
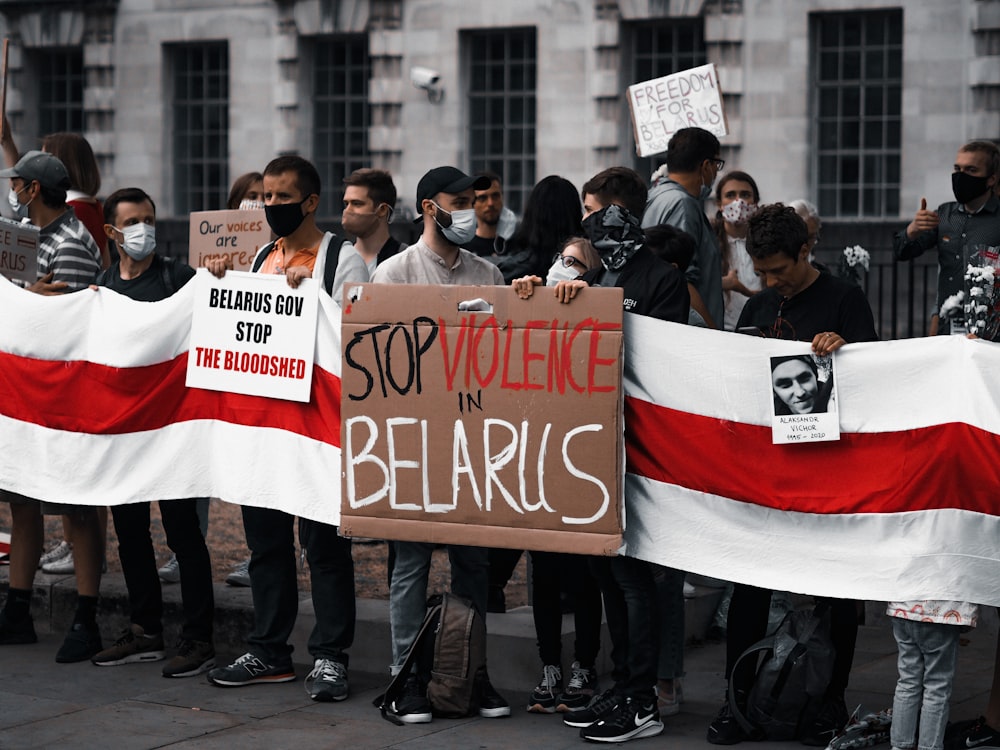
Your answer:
[625,396,1000,516]
[0,350,341,446]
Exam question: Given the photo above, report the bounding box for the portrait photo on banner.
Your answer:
[769,353,840,445]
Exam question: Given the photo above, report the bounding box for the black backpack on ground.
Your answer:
[729,603,836,741]
[374,593,488,723]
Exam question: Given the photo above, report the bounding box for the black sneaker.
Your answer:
[800,695,848,747]
[305,658,349,702]
[55,622,102,663]
[706,700,749,745]
[388,674,432,724]
[945,716,1000,749]
[0,611,38,645]
[580,696,663,743]
[563,687,622,728]
[162,638,216,678]
[479,674,511,718]
[206,652,295,686]
[557,662,598,713]
[527,664,562,713]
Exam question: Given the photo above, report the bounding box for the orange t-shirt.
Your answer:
[258,237,318,276]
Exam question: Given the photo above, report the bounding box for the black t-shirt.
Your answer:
[582,246,690,324]
[736,271,878,343]
[465,234,501,257]
[96,255,195,302]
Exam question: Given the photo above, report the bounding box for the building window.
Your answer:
[466,28,536,214]
[626,19,707,177]
[313,35,370,219]
[34,48,84,135]
[171,42,229,214]
[813,10,902,218]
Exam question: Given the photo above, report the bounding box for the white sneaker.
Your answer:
[38,540,71,569]
[226,558,251,587]
[42,548,75,574]
[158,554,180,583]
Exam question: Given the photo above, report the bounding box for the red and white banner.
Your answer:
[1,275,998,604]
[622,315,1000,606]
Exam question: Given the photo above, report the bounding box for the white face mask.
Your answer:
[7,187,28,220]
[545,259,581,286]
[117,222,157,261]
[433,203,478,246]
[496,206,517,240]
[722,198,757,226]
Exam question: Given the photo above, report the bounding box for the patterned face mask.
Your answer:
[582,204,644,271]
[721,198,757,226]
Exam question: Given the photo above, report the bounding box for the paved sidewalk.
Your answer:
[1,614,996,749]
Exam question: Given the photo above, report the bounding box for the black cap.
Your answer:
[414,166,492,221]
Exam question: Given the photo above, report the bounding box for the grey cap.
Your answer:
[0,150,71,190]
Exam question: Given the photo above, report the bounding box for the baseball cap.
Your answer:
[414,166,492,220]
[0,150,71,190]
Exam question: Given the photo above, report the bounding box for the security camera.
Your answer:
[410,67,440,90]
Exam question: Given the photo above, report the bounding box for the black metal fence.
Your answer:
[156,216,937,341]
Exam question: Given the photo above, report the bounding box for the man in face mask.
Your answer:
[369,166,510,724]
[641,127,725,330]
[89,187,216,678]
[893,140,1000,335]
[340,168,403,271]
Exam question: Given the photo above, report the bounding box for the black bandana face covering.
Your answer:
[265,198,309,237]
[582,204,644,271]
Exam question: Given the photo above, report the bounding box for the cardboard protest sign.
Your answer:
[340,283,625,555]
[185,269,318,402]
[769,353,841,444]
[0,216,38,283]
[188,209,270,271]
[627,63,728,157]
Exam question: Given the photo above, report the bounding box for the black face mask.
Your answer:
[265,198,309,237]
[582,204,644,271]
[952,171,991,205]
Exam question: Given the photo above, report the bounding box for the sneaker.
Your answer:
[38,540,71,569]
[800,694,849,747]
[41,548,75,574]
[0,611,38,645]
[479,673,511,718]
[580,696,664,743]
[305,657,349,702]
[557,662,598,713]
[162,638,215,678]
[961,717,1000,749]
[226,558,251,587]
[388,674,432,724]
[707,699,749,745]
[657,677,683,717]
[92,624,165,666]
[527,664,562,713]
[56,621,102,663]
[158,554,180,584]
[564,687,622,728]
[207,652,295,686]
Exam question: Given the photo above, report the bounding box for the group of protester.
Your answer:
[0,123,997,750]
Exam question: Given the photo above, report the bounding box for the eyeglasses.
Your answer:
[558,254,587,269]
[711,158,726,172]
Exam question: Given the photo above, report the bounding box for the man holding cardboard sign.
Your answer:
[368,165,510,723]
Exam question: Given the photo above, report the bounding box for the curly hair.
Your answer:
[746,203,807,261]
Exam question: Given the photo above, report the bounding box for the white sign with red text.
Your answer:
[185,270,318,402]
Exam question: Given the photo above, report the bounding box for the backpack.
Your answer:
[729,603,835,741]
[375,593,488,722]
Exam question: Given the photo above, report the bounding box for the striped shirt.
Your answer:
[38,208,102,290]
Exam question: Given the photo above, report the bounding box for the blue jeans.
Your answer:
[890,617,961,750]
[389,542,488,670]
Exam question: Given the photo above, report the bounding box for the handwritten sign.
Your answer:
[188,209,270,271]
[185,270,318,402]
[769,353,841,444]
[0,216,38,283]
[627,63,728,158]
[339,283,625,555]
